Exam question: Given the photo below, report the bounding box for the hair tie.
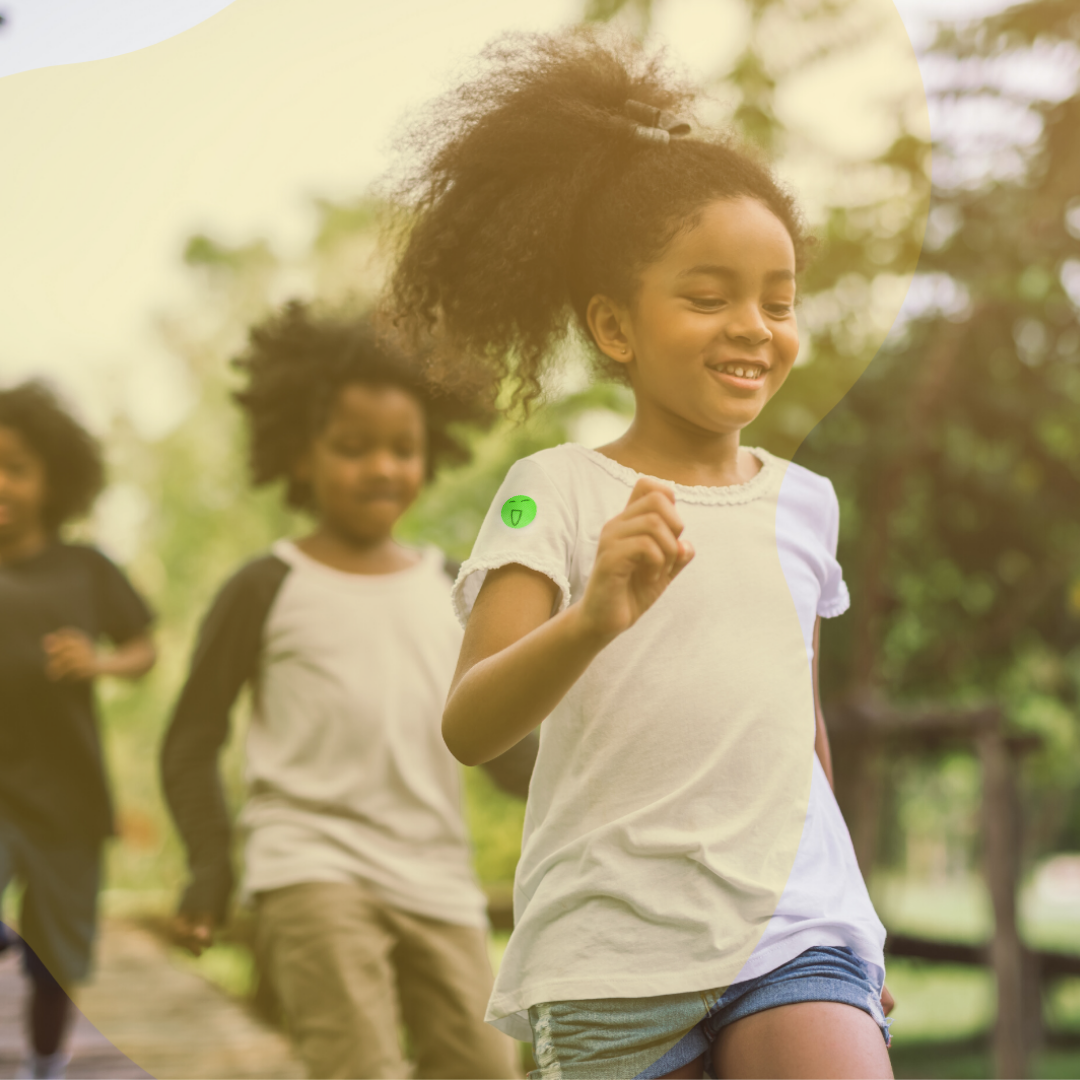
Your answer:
[624,99,691,144]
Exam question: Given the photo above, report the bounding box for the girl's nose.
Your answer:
[725,304,772,345]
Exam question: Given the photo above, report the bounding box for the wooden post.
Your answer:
[980,728,1026,1080]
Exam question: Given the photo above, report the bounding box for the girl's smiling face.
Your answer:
[591,196,800,437]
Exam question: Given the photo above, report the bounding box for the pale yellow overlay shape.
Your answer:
[0,0,927,1066]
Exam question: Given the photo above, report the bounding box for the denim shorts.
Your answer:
[527,946,891,1080]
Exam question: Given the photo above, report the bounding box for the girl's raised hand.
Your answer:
[580,477,694,643]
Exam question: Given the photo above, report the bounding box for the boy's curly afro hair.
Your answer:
[0,380,104,530]
[232,302,487,511]
[385,27,811,409]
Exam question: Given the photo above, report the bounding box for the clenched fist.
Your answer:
[579,477,695,644]
[42,627,100,682]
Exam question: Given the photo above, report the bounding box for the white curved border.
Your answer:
[0,0,235,79]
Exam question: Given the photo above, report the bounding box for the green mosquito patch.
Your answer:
[501,495,537,529]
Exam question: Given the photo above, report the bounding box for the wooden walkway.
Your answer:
[0,921,304,1080]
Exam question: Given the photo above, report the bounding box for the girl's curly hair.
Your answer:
[386,27,810,408]
[232,302,486,511]
[0,380,104,530]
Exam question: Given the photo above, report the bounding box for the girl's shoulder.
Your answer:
[774,457,839,500]
[498,443,605,514]
[772,458,843,542]
[513,442,593,479]
[777,457,842,503]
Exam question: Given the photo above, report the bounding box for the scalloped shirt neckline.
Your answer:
[567,443,781,506]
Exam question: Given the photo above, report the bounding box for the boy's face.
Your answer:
[0,425,47,544]
[298,383,427,545]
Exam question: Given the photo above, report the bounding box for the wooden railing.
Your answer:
[827,697,1068,1080]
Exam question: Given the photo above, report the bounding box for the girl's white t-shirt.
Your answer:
[452,443,886,1040]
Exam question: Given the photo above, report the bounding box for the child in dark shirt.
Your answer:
[161,304,531,1080]
[0,381,155,1080]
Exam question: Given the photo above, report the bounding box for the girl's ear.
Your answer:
[586,295,634,367]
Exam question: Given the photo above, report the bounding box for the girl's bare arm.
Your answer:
[444,566,610,765]
[444,478,694,766]
[811,616,834,789]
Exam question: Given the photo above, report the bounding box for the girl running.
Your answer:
[387,30,893,1080]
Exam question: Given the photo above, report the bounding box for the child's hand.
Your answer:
[580,477,694,642]
[42,628,100,682]
[172,913,215,956]
[880,983,895,1016]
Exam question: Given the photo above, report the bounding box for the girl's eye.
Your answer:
[394,444,420,460]
[766,304,794,317]
[687,297,726,310]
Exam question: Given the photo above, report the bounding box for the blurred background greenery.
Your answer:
[5,0,1079,1076]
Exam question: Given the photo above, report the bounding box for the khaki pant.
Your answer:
[255,881,519,1080]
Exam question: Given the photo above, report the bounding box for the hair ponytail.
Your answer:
[385,28,807,408]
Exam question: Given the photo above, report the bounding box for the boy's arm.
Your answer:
[161,556,289,939]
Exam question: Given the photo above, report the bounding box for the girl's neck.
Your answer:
[0,524,49,567]
[596,413,758,489]
[294,526,420,576]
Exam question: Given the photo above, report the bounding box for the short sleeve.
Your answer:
[92,550,154,643]
[816,481,850,619]
[452,454,577,626]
